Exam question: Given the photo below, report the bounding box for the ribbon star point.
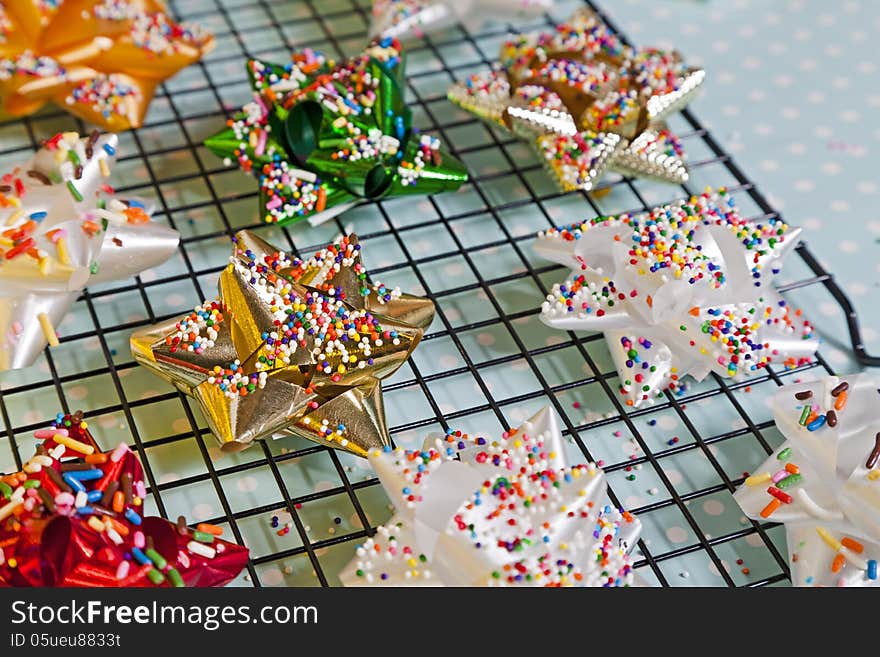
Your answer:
[132,230,434,455]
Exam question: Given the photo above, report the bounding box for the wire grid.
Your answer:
[0,0,860,587]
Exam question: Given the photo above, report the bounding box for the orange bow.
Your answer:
[0,0,213,130]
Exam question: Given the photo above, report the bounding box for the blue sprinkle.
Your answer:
[124,508,142,525]
[103,144,116,156]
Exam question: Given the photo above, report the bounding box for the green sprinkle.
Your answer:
[145,548,167,570]
[22,479,40,489]
[777,473,802,490]
[355,569,364,577]
[167,567,185,588]
[798,405,811,426]
[777,447,792,461]
[146,568,165,586]
[192,530,215,544]
[66,180,83,202]
[0,482,12,498]
[89,261,100,275]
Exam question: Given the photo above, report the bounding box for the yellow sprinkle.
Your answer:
[868,470,880,481]
[99,158,110,178]
[4,208,22,226]
[745,472,771,486]
[87,516,105,533]
[39,256,54,276]
[38,312,59,347]
[56,237,70,265]
[0,500,22,522]
[816,526,842,552]
[52,433,94,456]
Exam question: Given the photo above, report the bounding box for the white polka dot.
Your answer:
[743,57,761,70]
[664,468,683,486]
[822,162,842,175]
[780,107,799,120]
[657,415,677,431]
[444,307,461,322]
[838,240,859,253]
[748,89,765,102]
[444,262,465,277]
[814,126,833,138]
[774,74,794,87]
[793,179,814,193]
[857,181,878,194]
[158,472,180,485]
[237,476,258,493]
[544,335,564,347]
[848,282,868,296]
[759,160,779,172]
[819,302,838,317]
[624,495,645,509]
[67,385,88,401]
[191,503,214,520]
[799,59,817,72]
[708,560,731,577]
[139,390,160,401]
[172,417,189,433]
[745,532,765,548]
[476,332,495,347]
[703,499,725,516]
[788,142,806,155]
[665,526,688,544]
[841,110,861,123]
[803,217,822,230]
[806,90,825,103]
[730,417,746,431]
[261,568,284,586]
[863,327,878,342]
[313,480,336,493]
[722,105,740,117]
[166,294,186,308]
[438,355,459,369]
[832,76,850,89]
[754,123,773,136]
[830,200,851,212]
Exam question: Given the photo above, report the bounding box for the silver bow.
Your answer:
[447,8,705,191]
[0,132,179,371]
[735,373,880,587]
[341,407,643,586]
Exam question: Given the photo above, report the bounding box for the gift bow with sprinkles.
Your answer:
[534,188,818,408]
[341,407,643,587]
[204,37,468,228]
[735,374,880,587]
[131,230,436,455]
[370,0,554,42]
[0,412,248,587]
[447,8,704,192]
[0,130,179,372]
[0,0,214,131]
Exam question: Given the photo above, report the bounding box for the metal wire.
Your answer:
[0,0,868,587]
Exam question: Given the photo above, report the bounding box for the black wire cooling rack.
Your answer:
[0,0,874,587]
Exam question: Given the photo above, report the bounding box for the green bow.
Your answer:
[205,41,468,226]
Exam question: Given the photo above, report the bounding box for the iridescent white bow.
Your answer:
[371,0,554,41]
[534,189,818,408]
[0,132,179,371]
[340,407,643,587]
